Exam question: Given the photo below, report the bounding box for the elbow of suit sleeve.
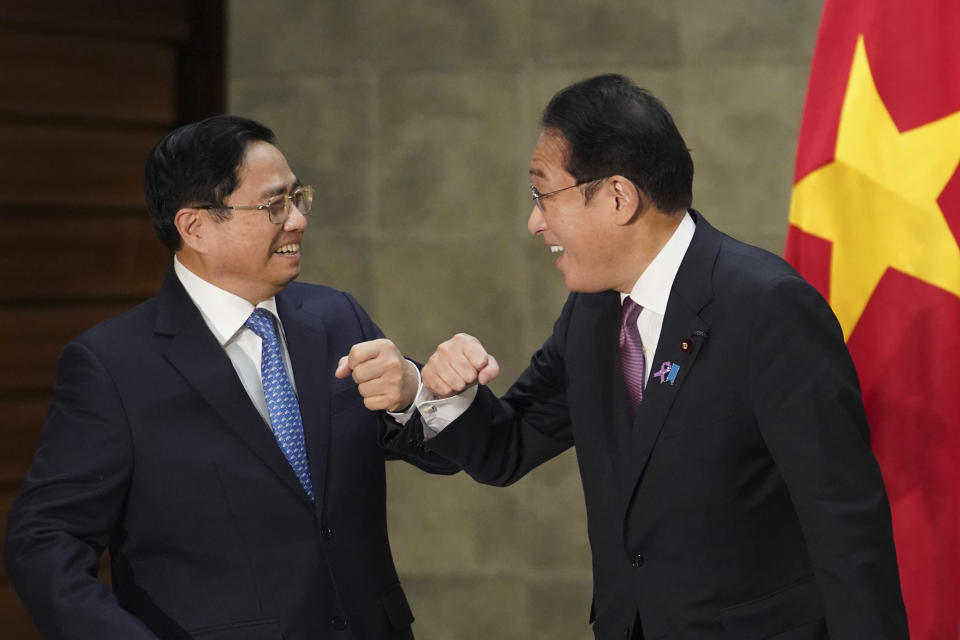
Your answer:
[5,340,134,590]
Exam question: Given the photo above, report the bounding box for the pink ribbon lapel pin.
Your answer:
[653,361,680,385]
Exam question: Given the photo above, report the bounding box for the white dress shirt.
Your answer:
[620,211,696,384]
[174,256,296,427]
[415,211,696,439]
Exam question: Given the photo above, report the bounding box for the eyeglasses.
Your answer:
[529,177,606,212]
[202,185,314,224]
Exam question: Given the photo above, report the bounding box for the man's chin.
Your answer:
[271,267,301,293]
[562,275,608,294]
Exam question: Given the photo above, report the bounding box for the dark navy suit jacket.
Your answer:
[414,212,908,640]
[5,271,457,640]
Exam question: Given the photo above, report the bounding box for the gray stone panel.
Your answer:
[678,0,822,64]
[369,0,530,69]
[296,233,375,309]
[680,64,809,241]
[742,227,790,256]
[378,71,522,241]
[387,465,527,575]
[527,579,595,640]
[228,0,375,73]
[368,237,527,383]
[530,0,681,65]
[519,450,591,573]
[402,575,531,640]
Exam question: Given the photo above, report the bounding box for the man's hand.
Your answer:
[335,339,418,412]
[422,333,500,398]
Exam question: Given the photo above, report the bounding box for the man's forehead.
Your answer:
[236,141,297,195]
[536,128,569,151]
[530,129,571,177]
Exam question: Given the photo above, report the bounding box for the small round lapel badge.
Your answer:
[680,338,693,354]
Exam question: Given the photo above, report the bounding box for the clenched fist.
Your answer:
[422,333,500,398]
[335,339,418,412]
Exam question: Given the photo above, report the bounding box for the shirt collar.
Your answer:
[620,211,696,314]
[174,256,279,346]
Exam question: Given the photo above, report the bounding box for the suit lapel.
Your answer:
[628,300,709,471]
[276,291,331,517]
[155,271,314,507]
[621,211,721,510]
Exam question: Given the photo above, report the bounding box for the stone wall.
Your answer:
[228,2,821,637]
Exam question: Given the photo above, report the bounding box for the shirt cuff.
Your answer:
[416,385,478,440]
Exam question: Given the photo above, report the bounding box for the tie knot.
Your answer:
[244,308,277,342]
[621,297,642,327]
[619,296,645,411]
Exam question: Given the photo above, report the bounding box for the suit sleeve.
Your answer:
[417,296,577,486]
[3,341,159,639]
[748,275,908,638]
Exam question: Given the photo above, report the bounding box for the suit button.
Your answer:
[631,554,644,568]
[330,616,348,630]
[321,527,333,540]
[622,626,631,638]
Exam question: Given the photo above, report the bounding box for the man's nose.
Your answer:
[527,204,545,236]
[284,205,308,231]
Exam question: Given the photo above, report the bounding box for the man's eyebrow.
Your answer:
[529,168,545,178]
[260,179,301,198]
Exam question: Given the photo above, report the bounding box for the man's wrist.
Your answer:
[385,360,422,423]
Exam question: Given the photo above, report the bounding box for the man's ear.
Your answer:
[174,207,206,251]
[609,176,647,225]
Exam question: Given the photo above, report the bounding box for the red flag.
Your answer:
[786,1,960,636]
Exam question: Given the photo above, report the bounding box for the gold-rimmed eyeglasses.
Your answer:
[202,185,314,224]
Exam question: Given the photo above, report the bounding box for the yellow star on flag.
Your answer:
[788,35,960,339]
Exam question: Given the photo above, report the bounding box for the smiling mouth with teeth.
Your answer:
[550,245,565,254]
[275,243,300,255]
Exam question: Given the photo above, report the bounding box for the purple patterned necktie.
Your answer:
[619,297,645,414]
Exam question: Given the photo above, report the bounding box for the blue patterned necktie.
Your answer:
[619,297,645,415]
[244,308,313,500]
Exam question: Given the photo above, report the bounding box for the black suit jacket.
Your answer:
[5,271,457,640]
[417,212,908,639]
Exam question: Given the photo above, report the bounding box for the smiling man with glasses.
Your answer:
[4,115,458,640]
[350,74,908,639]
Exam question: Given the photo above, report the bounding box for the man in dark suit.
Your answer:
[4,115,456,640]
[363,75,909,638]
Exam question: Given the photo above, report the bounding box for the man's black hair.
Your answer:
[541,73,693,213]
[144,115,276,250]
